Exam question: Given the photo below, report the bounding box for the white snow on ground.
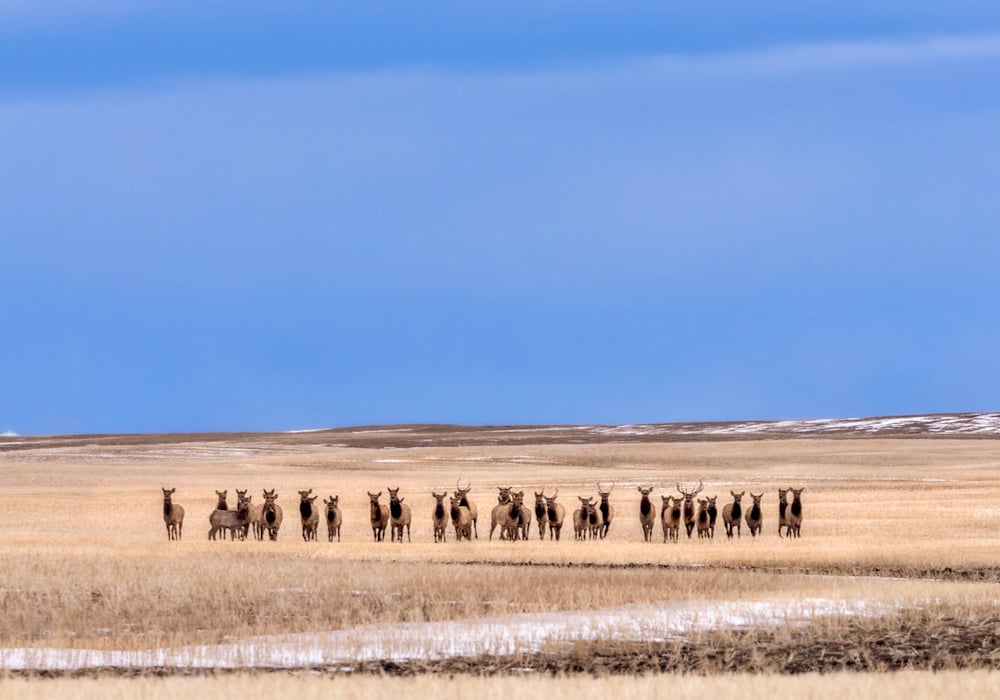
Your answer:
[586,414,1000,438]
[0,597,885,671]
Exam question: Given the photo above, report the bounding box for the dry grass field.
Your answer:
[1,419,999,696]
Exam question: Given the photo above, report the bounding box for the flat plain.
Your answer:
[1,416,999,698]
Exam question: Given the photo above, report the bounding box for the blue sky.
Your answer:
[3,2,1000,435]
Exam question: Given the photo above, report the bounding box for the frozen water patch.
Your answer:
[0,597,887,671]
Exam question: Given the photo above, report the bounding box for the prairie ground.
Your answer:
[1,427,999,695]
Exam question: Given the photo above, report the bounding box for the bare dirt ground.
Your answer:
[1,415,999,696]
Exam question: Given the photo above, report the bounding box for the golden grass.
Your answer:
[4,671,1000,700]
[1,435,998,658]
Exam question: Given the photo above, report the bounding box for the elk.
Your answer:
[261,489,283,541]
[454,480,478,539]
[489,486,512,541]
[501,490,525,542]
[298,489,319,542]
[431,491,449,543]
[324,495,342,542]
[707,495,718,538]
[533,491,549,540]
[449,495,472,541]
[777,488,790,538]
[696,497,712,539]
[162,487,184,540]
[660,495,680,543]
[787,487,804,538]
[209,491,250,541]
[387,486,412,543]
[677,482,703,538]
[722,490,745,539]
[545,489,566,541]
[236,489,252,539]
[596,483,615,538]
[573,496,594,541]
[368,491,390,542]
[587,495,605,540]
[637,486,656,542]
[745,491,764,537]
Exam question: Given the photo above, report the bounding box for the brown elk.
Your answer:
[489,486,512,541]
[696,498,712,539]
[501,490,525,541]
[573,496,594,541]
[324,495,342,542]
[261,489,283,541]
[587,494,605,540]
[235,489,252,539]
[745,491,764,537]
[449,495,472,541]
[707,495,718,538]
[777,488,790,538]
[660,495,680,543]
[596,483,615,538]
[545,490,566,541]
[162,487,184,540]
[637,486,656,542]
[722,490,745,539]
[431,491,449,543]
[298,489,319,542]
[387,487,412,543]
[533,491,549,540]
[677,482,703,538]
[454,480,478,539]
[368,491,390,542]
[787,487,804,537]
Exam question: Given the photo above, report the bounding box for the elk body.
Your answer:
[707,495,718,538]
[261,489,283,541]
[534,491,549,540]
[454,480,478,539]
[745,491,763,537]
[786,487,804,537]
[368,491,390,542]
[637,486,656,542]
[501,490,526,541]
[722,490,744,539]
[162,487,184,541]
[573,497,593,541]
[324,495,342,542]
[449,495,472,541]
[387,487,412,543]
[677,482,703,538]
[777,488,790,538]
[489,487,512,541]
[660,495,680,543]
[235,489,252,539]
[696,498,711,539]
[596,483,615,538]
[431,492,449,543]
[298,489,319,542]
[545,491,566,541]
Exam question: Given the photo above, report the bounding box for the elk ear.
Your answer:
[399,497,405,503]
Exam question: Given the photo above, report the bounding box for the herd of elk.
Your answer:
[160,483,805,543]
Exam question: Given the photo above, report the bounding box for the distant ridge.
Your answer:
[2,413,999,457]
